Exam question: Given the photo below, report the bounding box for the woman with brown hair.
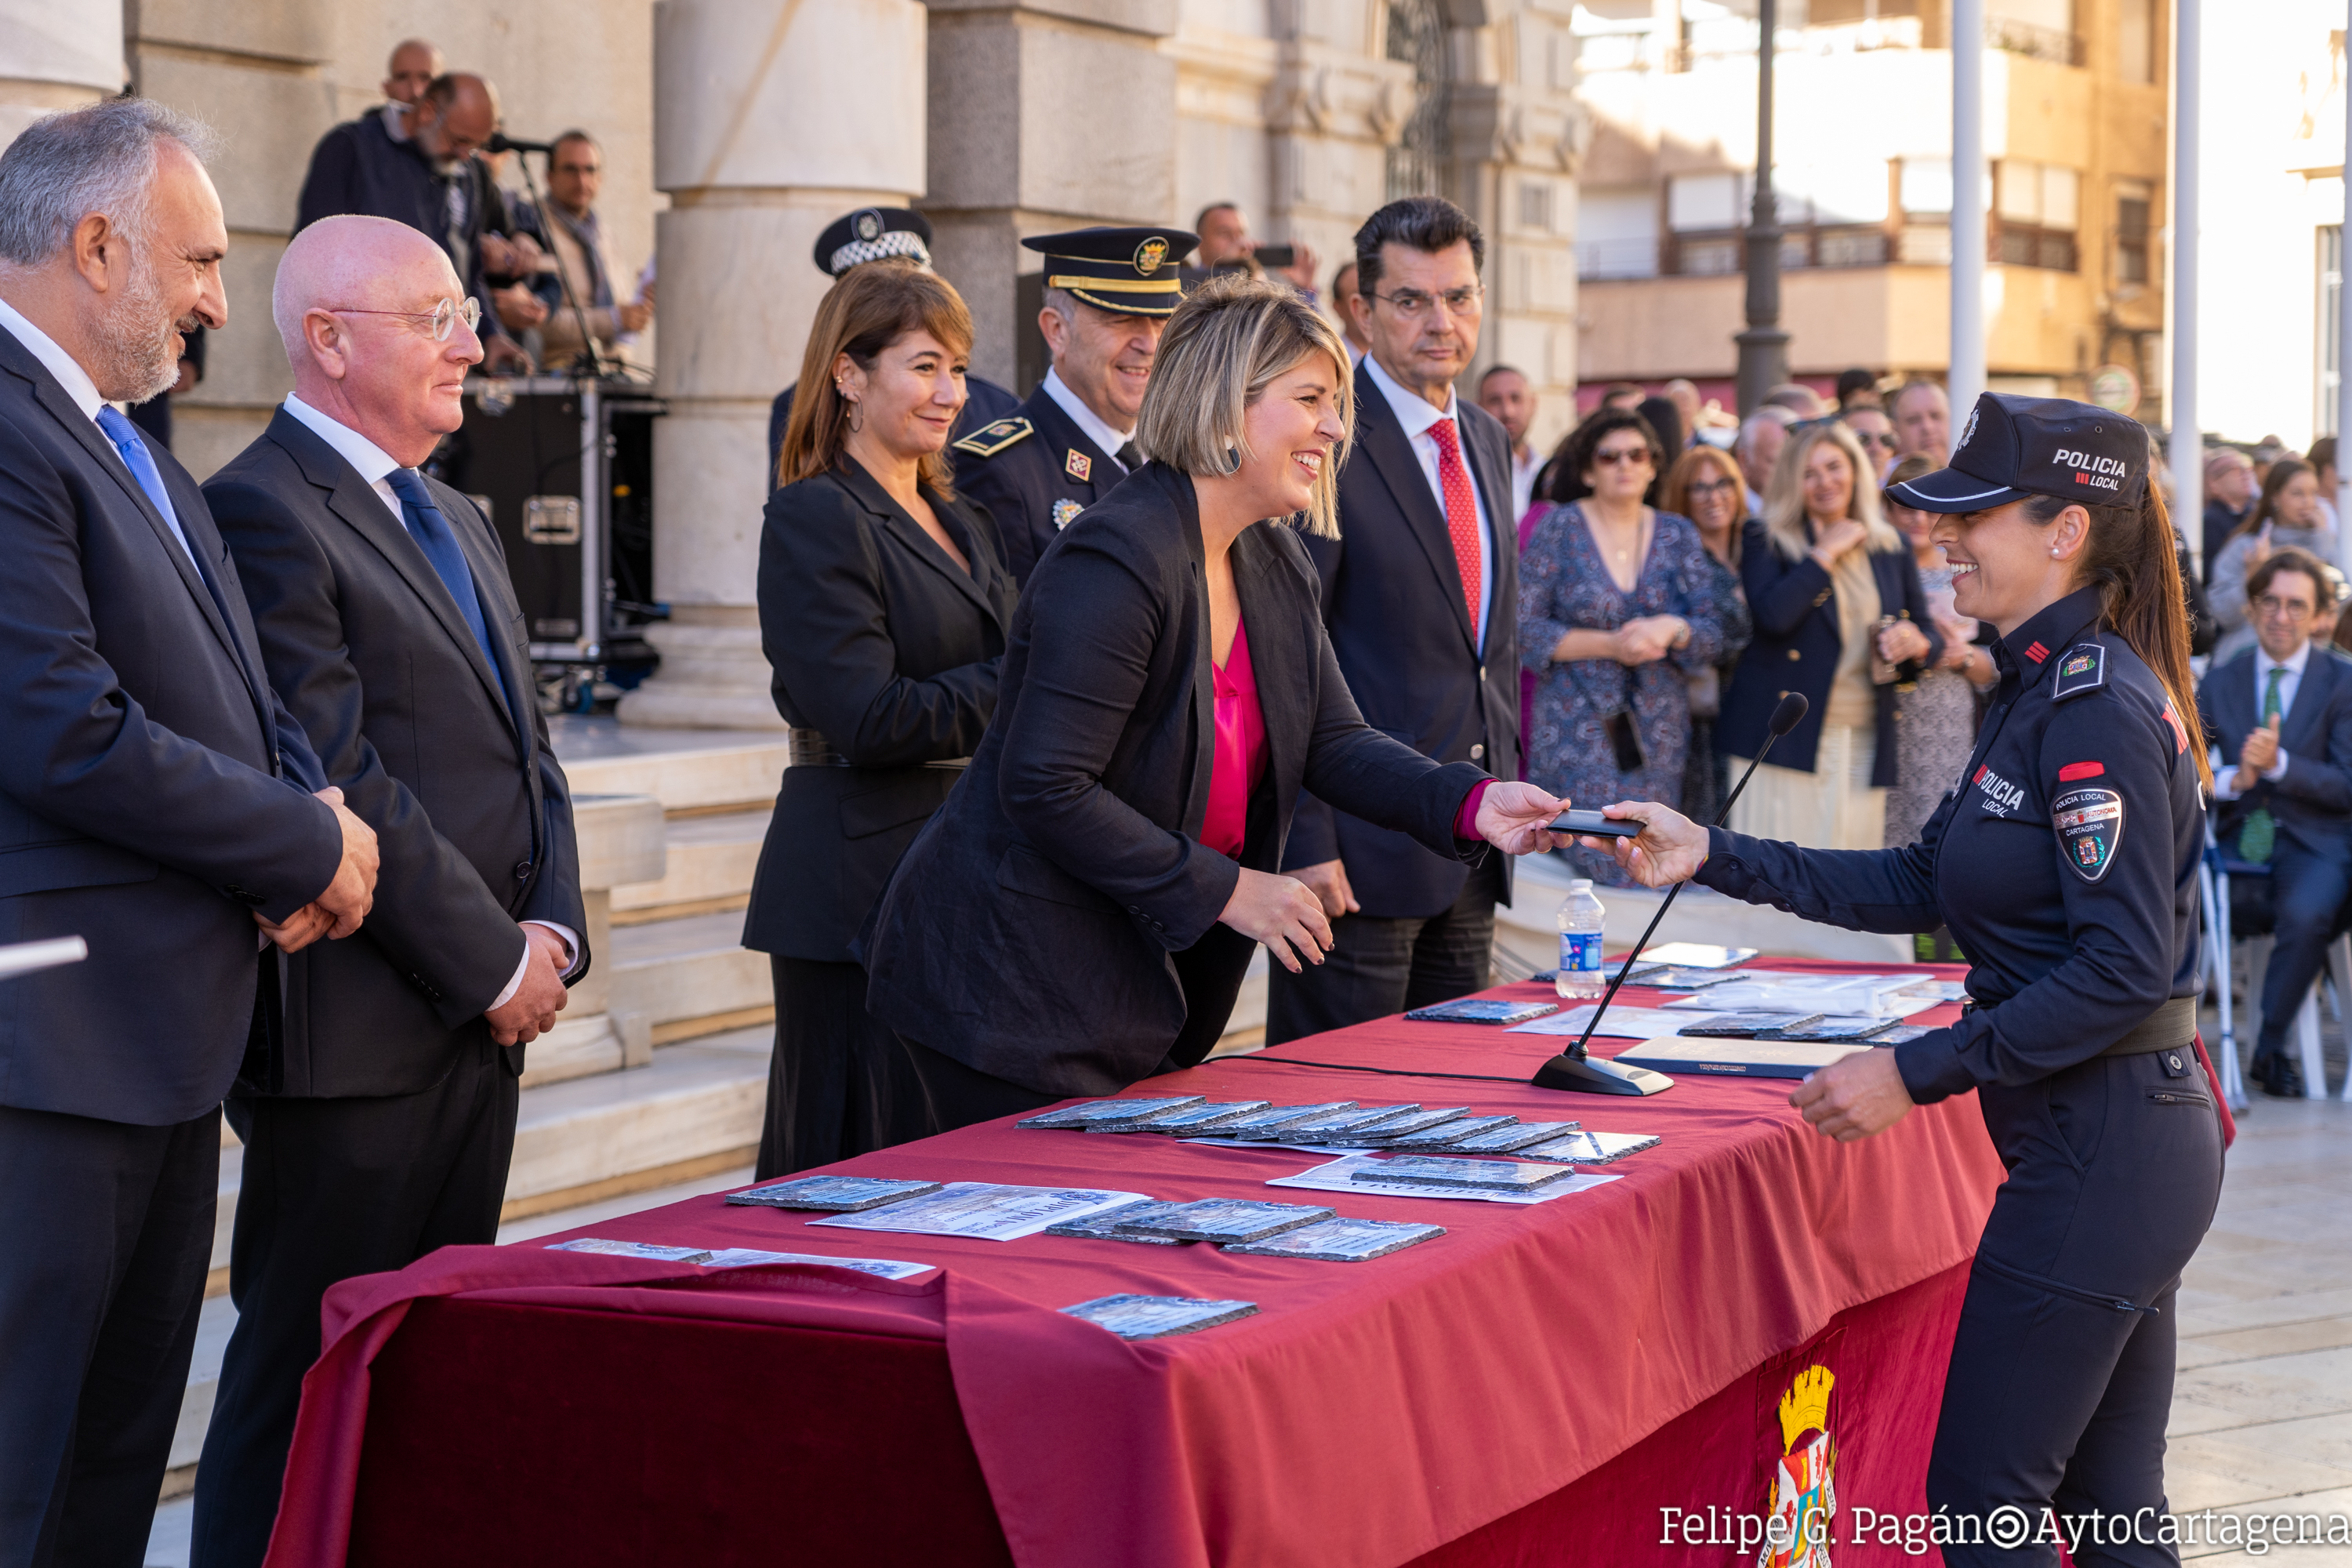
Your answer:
[2210,456,2335,662]
[1717,420,1940,849]
[1657,443,1752,823]
[1579,394,2218,1561]
[743,260,1018,1174]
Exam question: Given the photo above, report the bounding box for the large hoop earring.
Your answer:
[844,397,863,435]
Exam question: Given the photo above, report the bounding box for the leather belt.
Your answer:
[1954,993,2196,1057]
[787,728,969,771]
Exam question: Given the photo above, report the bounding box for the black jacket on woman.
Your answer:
[742,459,1016,961]
[1716,517,1944,786]
[860,462,1490,1096]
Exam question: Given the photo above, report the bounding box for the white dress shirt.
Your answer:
[1040,368,1134,476]
[2210,639,2307,800]
[1508,445,1541,526]
[0,295,202,573]
[1363,351,1495,652]
[279,394,577,1009]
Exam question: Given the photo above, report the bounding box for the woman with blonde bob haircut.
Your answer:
[1716,419,1942,850]
[860,274,1570,1127]
[743,259,1018,1174]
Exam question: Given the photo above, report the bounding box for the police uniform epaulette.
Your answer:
[2049,641,2107,702]
[953,416,1033,459]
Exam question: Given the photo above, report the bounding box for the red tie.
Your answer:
[1428,416,1483,633]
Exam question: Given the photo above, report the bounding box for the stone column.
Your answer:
[0,1,122,152]
[619,0,927,731]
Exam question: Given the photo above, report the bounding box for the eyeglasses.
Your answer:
[1592,447,1653,466]
[1687,477,1740,497]
[2255,593,2318,621]
[322,296,482,342]
[1853,430,1899,451]
[1369,285,1483,318]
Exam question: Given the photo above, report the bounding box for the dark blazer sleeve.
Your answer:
[523,740,590,981]
[271,689,329,793]
[1741,520,1834,637]
[758,480,1000,765]
[296,124,358,234]
[208,474,530,1022]
[996,539,1241,949]
[1280,529,1348,871]
[2277,659,2352,814]
[1294,605,1491,863]
[0,419,341,920]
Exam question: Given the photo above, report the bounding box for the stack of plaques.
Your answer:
[1318,1106,1474,1148]
[1236,1103,1426,1142]
[1375,1114,1520,1150]
[1138,1101,1276,1134]
[1112,1198,1335,1243]
[1220,1218,1445,1261]
[1061,1295,1260,1339]
[1675,1012,1824,1037]
[1016,1095,1206,1131]
[1043,1198,1194,1245]
[1353,1155,1581,1192]
[1444,1120,1588,1153]
[1212,1102,1361,1140]
[724,1176,943,1212]
[1516,1130,1663,1165]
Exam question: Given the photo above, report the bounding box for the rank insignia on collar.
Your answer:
[951,417,1033,458]
[2050,641,2107,701]
[1051,497,1082,530]
[2053,785,2124,882]
[1065,448,1092,481]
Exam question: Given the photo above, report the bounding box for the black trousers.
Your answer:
[0,1105,217,1568]
[755,956,937,1179]
[898,1035,1060,1135]
[189,1036,518,1568]
[2252,842,2352,1058]
[1263,872,1498,1046]
[1927,1048,2224,1566]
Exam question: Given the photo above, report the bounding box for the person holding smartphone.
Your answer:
[1518,407,1724,886]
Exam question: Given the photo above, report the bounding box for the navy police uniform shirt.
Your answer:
[1695,584,2205,1102]
[952,385,1131,587]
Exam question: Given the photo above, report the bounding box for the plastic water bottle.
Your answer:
[1555,880,1608,999]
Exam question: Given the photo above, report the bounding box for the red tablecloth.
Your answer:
[269,962,2005,1568]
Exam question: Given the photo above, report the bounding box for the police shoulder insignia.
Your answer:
[1051,497,1083,530]
[2053,785,2125,883]
[952,417,1033,458]
[2049,641,2107,701]
[1065,448,1092,482]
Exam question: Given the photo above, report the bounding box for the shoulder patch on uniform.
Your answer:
[952,416,1033,458]
[2053,785,2125,882]
[2049,641,2107,701]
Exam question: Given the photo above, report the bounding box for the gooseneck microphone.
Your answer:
[1530,691,1810,1095]
[485,132,555,155]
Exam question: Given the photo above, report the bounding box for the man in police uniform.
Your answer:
[953,225,1196,584]
[764,206,1019,490]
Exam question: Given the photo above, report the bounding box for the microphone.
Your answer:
[1530,691,1810,1095]
[486,132,555,155]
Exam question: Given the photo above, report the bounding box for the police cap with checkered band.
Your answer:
[1888,391,2148,514]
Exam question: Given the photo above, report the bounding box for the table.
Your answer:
[266,960,2006,1568]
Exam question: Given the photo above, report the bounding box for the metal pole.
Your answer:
[2337,0,2352,571]
[2168,0,2200,548]
[1949,0,1986,435]
[1733,0,1788,415]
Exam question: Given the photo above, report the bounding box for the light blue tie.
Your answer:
[382,466,501,677]
[95,405,201,575]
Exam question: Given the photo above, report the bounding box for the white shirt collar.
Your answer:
[1363,349,1460,441]
[2256,640,2314,681]
[0,294,105,422]
[1040,368,1134,467]
[282,394,403,488]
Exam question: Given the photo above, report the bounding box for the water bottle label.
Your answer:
[1560,932,1604,975]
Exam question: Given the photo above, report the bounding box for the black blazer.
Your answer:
[1717,519,1944,786]
[1281,360,1521,918]
[0,326,343,1126]
[744,459,1014,961]
[2199,645,2352,863]
[296,114,517,341]
[861,463,1490,1096]
[206,408,589,1096]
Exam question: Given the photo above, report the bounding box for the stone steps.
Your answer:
[608,906,773,1043]
[611,808,767,920]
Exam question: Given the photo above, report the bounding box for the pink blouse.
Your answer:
[1203,616,1269,859]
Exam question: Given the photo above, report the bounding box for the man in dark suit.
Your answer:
[765,207,1018,490]
[954,225,1196,583]
[295,72,532,373]
[2198,546,2352,1098]
[191,215,588,1568]
[1265,196,1521,1044]
[0,100,379,1568]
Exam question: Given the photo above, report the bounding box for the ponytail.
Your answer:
[2025,488,2213,791]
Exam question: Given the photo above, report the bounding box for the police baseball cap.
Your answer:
[1888,392,2148,514]
[814,208,933,277]
[1022,226,1200,317]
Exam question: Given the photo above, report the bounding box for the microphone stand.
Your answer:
[1530,694,1809,1095]
[506,142,606,381]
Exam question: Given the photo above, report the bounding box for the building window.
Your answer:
[1385,0,1450,201]
[2118,0,2155,82]
[2114,182,2151,286]
[1520,180,1554,233]
[1992,158,2079,271]
[1986,0,2082,66]
[2322,225,2343,437]
[1576,188,1661,279]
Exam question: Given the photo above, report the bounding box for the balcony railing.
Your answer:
[1578,222,2079,281]
[1984,15,2085,66]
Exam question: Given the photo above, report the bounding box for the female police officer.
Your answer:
[1589,394,2221,1566]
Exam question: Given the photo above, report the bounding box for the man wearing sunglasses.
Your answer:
[191,216,589,1567]
[1266,195,1521,1044]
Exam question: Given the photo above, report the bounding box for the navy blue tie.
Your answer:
[383,466,501,675]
